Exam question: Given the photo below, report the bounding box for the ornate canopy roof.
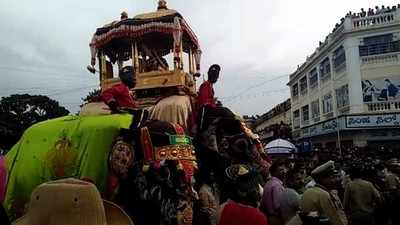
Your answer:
[89,1,200,56]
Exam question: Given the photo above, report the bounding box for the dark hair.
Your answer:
[207,64,220,82]
[119,66,136,88]
[208,64,221,72]
[286,168,301,180]
[229,169,260,207]
[269,159,286,175]
[349,164,362,179]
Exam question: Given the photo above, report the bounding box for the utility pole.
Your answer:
[336,114,342,158]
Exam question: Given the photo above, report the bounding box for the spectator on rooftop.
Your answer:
[360,8,366,17]
[375,6,380,14]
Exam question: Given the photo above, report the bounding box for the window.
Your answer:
[336,84,349,108]
[300,76,308,95]
[319,57,331,80]
[322,93,333,114]
[364,34,393,45]
[293,110,300,118]
[309,68,318,89]
[292,83,299,98]
[359,34,400,56]
[293,110,300,129]
[302,105,309,123]
[311,100,320,119]
[333,46,346,69]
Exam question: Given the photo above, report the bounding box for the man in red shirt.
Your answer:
[102,66,136,112]
[217,164,268,225]
[196,64,222,132]
[197,64,220,108]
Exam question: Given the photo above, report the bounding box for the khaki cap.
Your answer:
[13,178,133,225]
[311,160,336,179]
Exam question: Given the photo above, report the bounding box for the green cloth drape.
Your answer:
[4,114,132,220]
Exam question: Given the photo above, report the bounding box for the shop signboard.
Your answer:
[303,118,338,138]
[346,113,400,128]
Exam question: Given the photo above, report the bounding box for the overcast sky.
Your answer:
[0,0,398,115]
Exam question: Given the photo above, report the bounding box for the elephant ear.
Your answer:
[228,135,255,163]
[119,127,143,161]
[230,137,250,155]
[199,124,219,152]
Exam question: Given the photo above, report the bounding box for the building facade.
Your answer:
[288,9,400,149]
[242,115,257,130]
[254,99,292,144]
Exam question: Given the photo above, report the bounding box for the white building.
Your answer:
[288,8,400,149]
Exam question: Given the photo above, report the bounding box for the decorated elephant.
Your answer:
[4,110,197,225]
[108,114,197,225]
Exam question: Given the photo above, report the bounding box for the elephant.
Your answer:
[109,114,197,225]
[4,109,197,225]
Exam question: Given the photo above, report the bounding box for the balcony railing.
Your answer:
[293,118,300,129]
[324,112,334,119]
[309,82,318,90]
[338,106,350,115]
[300,89,308,96]
[361,52,399,66]
[352,12,397,30]
[313,116,321,123]
[320,73,331,83]
[334,62,346,74]
[360,41,400,57]
[302,119,310,126]
[292,95,299,102]
[331,24,345,41]
[366,101,400,112]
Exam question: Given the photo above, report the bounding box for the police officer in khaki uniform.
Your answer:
[301,161,348,225]
[343,163,381,225]
[385,159,400,225]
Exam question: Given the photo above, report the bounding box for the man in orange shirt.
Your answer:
[196,64,221,132]
[198,64,220,108]
[101,66,136,113]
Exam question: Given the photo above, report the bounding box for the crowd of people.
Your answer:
[1,138,400,225]
[191,145,400,225]
[323,4,399,43]
[344,4,398,30]
[346,4,399,18]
